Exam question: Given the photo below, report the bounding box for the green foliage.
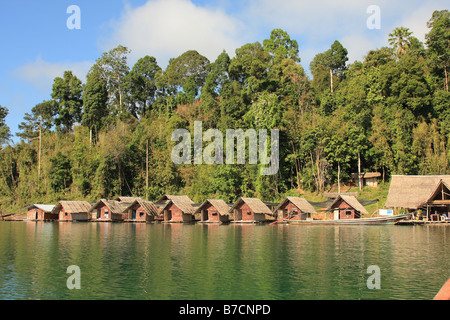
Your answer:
[0,105,11,146]
[49,152,72,192]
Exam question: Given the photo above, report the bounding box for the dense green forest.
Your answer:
[0,10,449,213]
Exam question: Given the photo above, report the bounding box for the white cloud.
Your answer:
[12,57,92,93]
[396,1,448,44]
[101,0,247,67]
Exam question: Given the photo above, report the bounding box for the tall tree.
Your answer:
[426,10,450,92]
[310,40,348,93]
[0,105,11,146]
[164,50,210,104]
[51,71,83,133]
[388,27,413,57]
[82,69,108,145]
[91,45,130,114]
[123,55,161,117]
[263,28,300,64]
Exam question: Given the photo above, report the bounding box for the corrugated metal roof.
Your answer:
[28,204,55,212]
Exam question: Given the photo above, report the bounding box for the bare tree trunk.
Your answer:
[330,68,334,93]
[316,150,322,192]
[337,162,341,194]
[358,152,362,191]
[310,151,319,192]
[38,117,42,188]
[291,141,300,189]
[146,139,149,200]
[445,66,448,92]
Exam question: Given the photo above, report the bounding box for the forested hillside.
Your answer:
[0,10,449,213]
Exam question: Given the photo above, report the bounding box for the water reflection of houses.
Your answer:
[385,175,450,222]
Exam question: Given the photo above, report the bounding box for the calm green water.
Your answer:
[0,221,448,300]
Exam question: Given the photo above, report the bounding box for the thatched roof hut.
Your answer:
[229,197,273,215]
[195,199,231,216]
[89,199,128,215]
[123,198,159,217]
[327,195,368,215]
[385,175,450,210]
[155,194,193,204]
[273,197,317,215]
[52,201,91,215]
[114,196,140,203]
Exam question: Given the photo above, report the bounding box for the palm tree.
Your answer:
[388,27,413,56]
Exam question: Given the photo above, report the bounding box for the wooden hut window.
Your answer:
[346,211,352,216]
[139,212,144,218]
[247,211,252,215]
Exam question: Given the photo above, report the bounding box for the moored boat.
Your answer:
[285,213,411,225]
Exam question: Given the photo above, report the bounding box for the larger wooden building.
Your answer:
[385,175,450,221]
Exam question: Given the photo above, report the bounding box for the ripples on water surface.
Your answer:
[0,221,448,300]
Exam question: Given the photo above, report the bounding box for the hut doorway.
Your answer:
[235,209,242,221]
[201,210,208,222]
[164,210,172,221]
[131,210,136,220]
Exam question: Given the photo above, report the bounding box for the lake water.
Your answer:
[0,221,448,300]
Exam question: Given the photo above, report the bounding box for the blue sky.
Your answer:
[1,0,448,143]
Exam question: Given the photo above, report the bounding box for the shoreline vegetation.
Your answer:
[0,10,449,218]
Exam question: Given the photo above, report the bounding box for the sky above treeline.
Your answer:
[1,0,448,141]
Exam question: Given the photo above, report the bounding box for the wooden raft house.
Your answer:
[230,197,274,223]
[122,198,159,222]
[385,175,450,222]
[89,199,129,222]
[273,197,317,221]
[327,195,368,220]
[159,198,198,223]
[195,199,232,223]
[52,201,92,221]
[26,204,57,221]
